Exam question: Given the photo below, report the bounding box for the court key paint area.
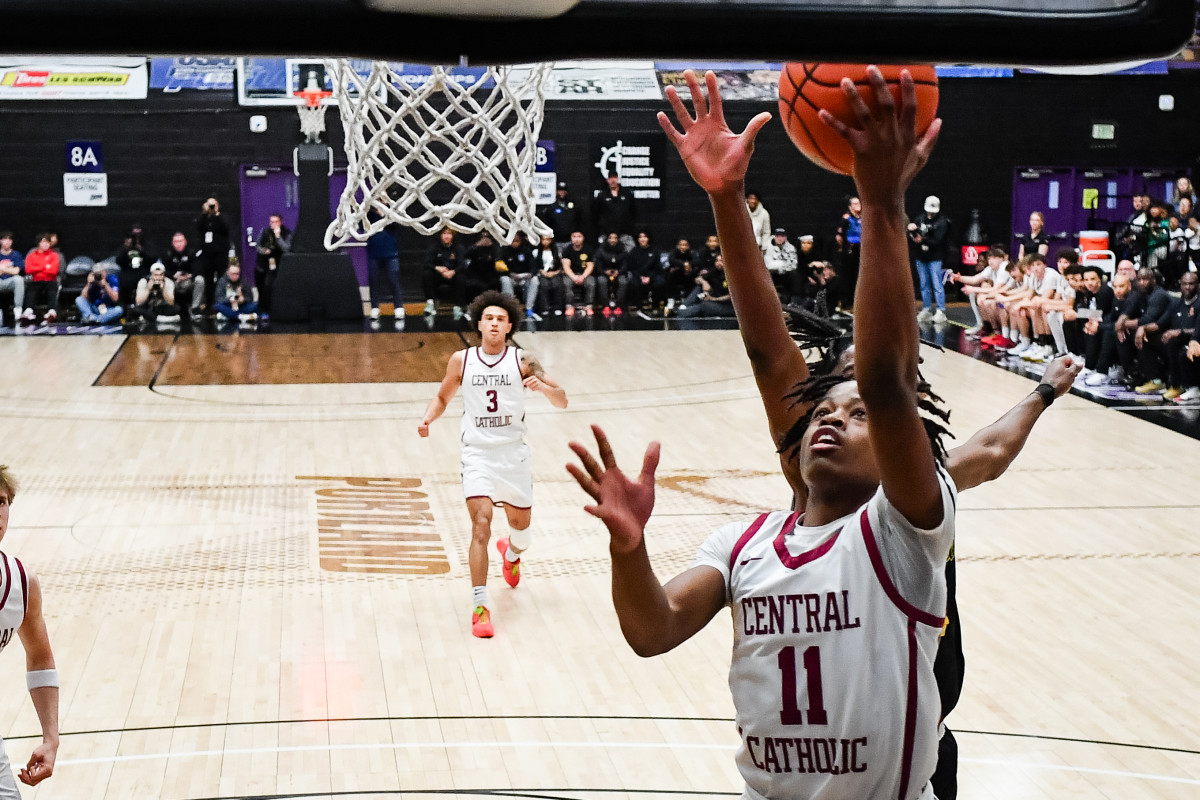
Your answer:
[0,329,1197,799]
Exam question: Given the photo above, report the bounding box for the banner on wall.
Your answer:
[63,140,107,207]
[590,133,665,209]
[547,61,662,101]
[656,62,782,101]
[0,58,147,99]
[150,57,236,90]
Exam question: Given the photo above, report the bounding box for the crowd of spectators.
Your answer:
[0,197,286,331]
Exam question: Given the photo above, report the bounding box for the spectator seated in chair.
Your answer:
[22,234,61,324]
[0,231,25,324]
[664,238,697,315]
[164,232,206,320]
[560,230,596,316]
[626,230,667,311]
[1111,268,1172,390]
[763,227,799,303]
[422,227,465,317]
[1132,270,1198,397]
[75,264,123,325]
[459,232,503,317]
[595,231,631,316]
[678,253,733,318]
[128,262,182,326]
[532,234,565,316]
[498,231,539,318]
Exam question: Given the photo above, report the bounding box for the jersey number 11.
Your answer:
[778,645,828,726]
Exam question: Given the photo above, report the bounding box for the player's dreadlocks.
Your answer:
[777,304,953,465]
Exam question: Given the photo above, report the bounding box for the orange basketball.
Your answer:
[777,63,939,176]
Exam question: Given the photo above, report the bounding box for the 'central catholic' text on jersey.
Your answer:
[460,346,527,447]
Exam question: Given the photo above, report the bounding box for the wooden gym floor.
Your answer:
[0,329,1197,800]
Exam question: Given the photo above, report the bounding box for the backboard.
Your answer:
[0,0,1194,66]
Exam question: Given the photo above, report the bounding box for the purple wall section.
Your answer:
[238,164,367,288]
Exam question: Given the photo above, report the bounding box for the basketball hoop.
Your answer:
[294,88,332,144]
[323,59,553,248]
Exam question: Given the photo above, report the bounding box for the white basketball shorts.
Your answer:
[461,441,533,508]
[0,737,20,800]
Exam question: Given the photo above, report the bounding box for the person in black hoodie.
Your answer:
[665,238,697,314]
[1114,268,1172,388]
[195,197,230,312]
[539,182,581,245]
[423,227,465,316]
[626,230,666,310]
[498,232,538,317]
[594,232,630,315]
[459,232,502,316]
[114,223,153,310]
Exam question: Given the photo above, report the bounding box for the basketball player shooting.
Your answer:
[656,71,1081,799]
[0,466,60,795]
[419,290,567,639]
[570,68,957,799]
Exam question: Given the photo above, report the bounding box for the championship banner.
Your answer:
[0,58,147,100]
[150,57,236,91]
[546,61,662,101]
[590,133,666,210]
[656,62,782,101]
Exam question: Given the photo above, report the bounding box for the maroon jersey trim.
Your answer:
[0,555,11,612]
[898,618,920,800]
[728,513,769,573]
[476,345,509,369]
[860,508,945,629]
[773,512,840,570]
[16,559,27,619]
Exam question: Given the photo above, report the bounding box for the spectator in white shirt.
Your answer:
[763,227,799,302]
[746,192,771,252]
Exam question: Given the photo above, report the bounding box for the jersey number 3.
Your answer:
[485,390,498,413]
[778,645,828,726]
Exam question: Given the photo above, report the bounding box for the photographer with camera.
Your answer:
[74,264,122,325]
[128,262,181,327]
[196,197,230,312]
[909,194,951,324]
[214,260,259,324]
[164,232,206,320]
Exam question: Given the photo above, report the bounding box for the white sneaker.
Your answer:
[1176,387,1200,403]
[932,309,947,324]
[370,307,380,320]
[1010,340,1033,356]
[20,308,35,321]
[964,324,984,338]
[453,305,464,320]
[424,299,436,316]
[43,309,57,323]
[1084,372,1108,387]
[394,306,405,320]
[917,307,934,323]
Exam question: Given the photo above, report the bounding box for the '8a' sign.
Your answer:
[65,141,103,173]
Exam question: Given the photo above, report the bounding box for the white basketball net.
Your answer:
[324,59,553,249]
[296,102,329,144]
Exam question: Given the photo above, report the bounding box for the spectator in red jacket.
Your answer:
[22,234,60,323]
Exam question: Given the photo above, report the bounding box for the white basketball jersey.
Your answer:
[460,346,527,447]
[0,553,28,656]
[724,506,945,800]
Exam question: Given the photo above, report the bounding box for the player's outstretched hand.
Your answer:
[1040,355,1083,397]
[568,425,660,554]
[19,742,55,786]
[817,66,941,206]
[657,69,771,196]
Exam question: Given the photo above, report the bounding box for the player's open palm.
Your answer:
[657,69,771,195]
[568,425,660,554]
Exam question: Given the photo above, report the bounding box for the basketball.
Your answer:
[778,63,939,176]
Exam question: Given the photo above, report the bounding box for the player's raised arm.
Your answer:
[659,71,809,448]
[820,67,944,528]
[418,350,465,437]
[567,426,726,656]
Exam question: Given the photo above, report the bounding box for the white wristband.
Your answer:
[26,669,59,690]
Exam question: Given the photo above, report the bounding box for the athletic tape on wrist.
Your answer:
[26,669,59,690]
[1033,383,1055,409]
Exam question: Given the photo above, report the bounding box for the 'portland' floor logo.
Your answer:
[297,476,450,575]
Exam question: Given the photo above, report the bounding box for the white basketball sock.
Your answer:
[1001,326,1011,339]
[968,294,982,326]
[472,585,488,611]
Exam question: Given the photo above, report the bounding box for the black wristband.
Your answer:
[1033,383,1055,409]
